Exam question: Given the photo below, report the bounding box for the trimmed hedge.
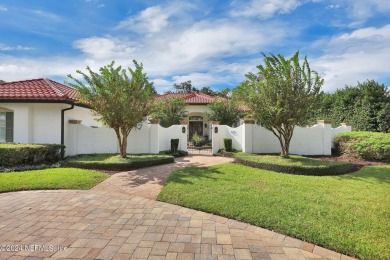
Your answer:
[232,153,355,176]
[224,138,233,152]
[171,139,179,154]
[0,144,63,167]
[64,154,174,171]
[160,150,188,157]
[334,131,390,162]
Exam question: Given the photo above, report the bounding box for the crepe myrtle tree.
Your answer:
[67,60,155,158]
[152,97,188,127]
[234,51,323,157]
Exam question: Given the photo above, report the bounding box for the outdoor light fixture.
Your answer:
[182,126,186,133]
[214,127,218,133]
[204,123,207,128]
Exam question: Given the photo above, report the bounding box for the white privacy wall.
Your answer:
[212,121,351,155]
[66,122,187,156]
[159,125,188,152]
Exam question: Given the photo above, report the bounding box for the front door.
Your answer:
[189,121,203,140]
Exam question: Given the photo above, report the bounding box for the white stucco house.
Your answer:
[0,78,218,155]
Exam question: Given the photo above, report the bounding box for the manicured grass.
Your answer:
[233,153,354,175]
[64,153,174,170]
[158,163,390,260]
[0,168,109,193]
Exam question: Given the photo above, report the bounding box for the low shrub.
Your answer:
[160,150,188,157]
[334,131,390,162]
[0,144,63,167]
[233,153,355,176]
[171,139,179,154]
[224,138,233,152]
[64,154,174,171]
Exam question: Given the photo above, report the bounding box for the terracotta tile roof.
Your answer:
[155,92,218,105]
[0,78,79,102]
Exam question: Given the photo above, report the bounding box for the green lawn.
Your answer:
[0,168,109,193]
[64,153,174,170]
[158,163,390,260]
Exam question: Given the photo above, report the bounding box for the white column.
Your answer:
[212,121,220,155]
[317,120,332,155]
[242,119,254,154]
[149,120,160,154]
[180,125,188,152]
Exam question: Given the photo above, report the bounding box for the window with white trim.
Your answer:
[0,109,14,143]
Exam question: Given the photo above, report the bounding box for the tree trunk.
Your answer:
[120,135,128,158]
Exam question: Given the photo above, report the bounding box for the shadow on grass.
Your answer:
[163,167,224,185]
[334,165,390,184]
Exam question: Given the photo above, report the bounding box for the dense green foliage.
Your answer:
[334,132,390,162]
[0,168,108,193]
[314,80,389,132]
[67,60,154,157]
[232,153,354,175]
[64,154,174,170]
[158,164,390,260]
[207,100,241,127]
[152,97,187,127]
[0,144,63,167]
[234,52,323,157]
[223,138,233,152]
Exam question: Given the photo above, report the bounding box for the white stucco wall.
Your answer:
[212,125,243,153]
[159,125,188,151]
[212,122,351,155]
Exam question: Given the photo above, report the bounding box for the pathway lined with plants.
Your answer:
[92,155,234,199]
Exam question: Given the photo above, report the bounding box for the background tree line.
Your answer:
[312,80,389,133]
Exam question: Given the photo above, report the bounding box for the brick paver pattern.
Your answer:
[0,155,355,260]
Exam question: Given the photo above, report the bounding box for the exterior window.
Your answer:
[0,111,13,143]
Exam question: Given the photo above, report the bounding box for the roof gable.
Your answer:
[0,78,79,102]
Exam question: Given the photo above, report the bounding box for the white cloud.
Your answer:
[116,6,169,33]
[336,0,390,26]
[0,6,7,11]
[73,37,136,59]
[312,24,390,91]
[230,0,302,19]
[0,44,33,51]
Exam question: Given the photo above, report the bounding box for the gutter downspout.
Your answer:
[61,104,74,159]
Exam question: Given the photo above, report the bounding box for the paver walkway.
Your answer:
[92,155,235,200]
[0,156,355,260]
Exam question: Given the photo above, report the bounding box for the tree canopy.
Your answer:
[170,80,231,98]
[67,60,154,158]
[207,100,241,127]
[313,80,389,133]
[234,51,323,157]
[151,97,187,128]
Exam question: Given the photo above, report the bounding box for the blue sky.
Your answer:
[0,0,389,93]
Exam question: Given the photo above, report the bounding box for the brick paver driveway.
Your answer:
[0,156,354,260]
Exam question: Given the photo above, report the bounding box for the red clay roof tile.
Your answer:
[0,78,78,102]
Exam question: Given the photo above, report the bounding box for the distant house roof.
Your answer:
[0,78,79,103]
[154,92,219,105]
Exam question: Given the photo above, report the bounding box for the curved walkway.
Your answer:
[0,156,355,260]
[92,155,235,200]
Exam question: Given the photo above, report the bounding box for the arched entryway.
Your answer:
[188,116,203,140]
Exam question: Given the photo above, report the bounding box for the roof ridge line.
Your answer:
[43,78,69,98]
